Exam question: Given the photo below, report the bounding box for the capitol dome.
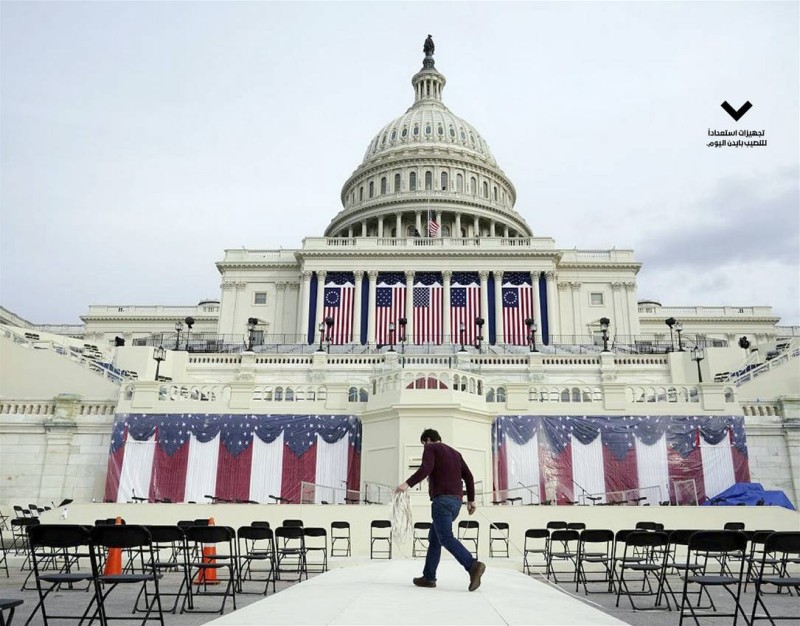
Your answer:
[325,39,532,240]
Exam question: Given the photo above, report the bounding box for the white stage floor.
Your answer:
[208,560,628,625]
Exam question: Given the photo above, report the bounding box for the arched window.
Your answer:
[264,387,273,401]
[493,186,498,200]
[441,172,448,191]
[369,181,374,198]
[413,124,419,136]
[496,387,506,402]
[470,177,477,195]
[295,389,304,401]
[406,225,416,237]
[425,124,432,136]
[572,387,581,402]
[486,389,495,402]
[482,181,489,198]
[285,388,295,401]
[359,186,364,201]
[402,126,408,138]
[425,171,433,190]
[409,172,417,191]
[456,173,464,192]
[582,388,592,402]
[348,386,359,402]
[442,225,451,237]
[394,173,401,192]
[380,177,387,195]
[560,388,570,402]
[275,387,283,401]
[359,388,369,402]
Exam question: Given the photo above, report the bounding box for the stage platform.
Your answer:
[207,559,628,625]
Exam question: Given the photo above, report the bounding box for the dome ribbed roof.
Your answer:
[361,102,497,166]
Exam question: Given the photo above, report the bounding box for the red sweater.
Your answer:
[405,442,476,502]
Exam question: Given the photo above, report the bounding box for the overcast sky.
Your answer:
[2,1,798,327]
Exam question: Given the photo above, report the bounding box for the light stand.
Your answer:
[458,322,466,352]
[665,317,676,352]
[675,321,684,352]
[325,316,334,353]
[317,321,325,352]
[184,316,195,351]
[153,346,166,381]
[398,317,407,354]
[174,321,182,350]
[600,317,610,353]
[475,317,484,352]
[525,318,538,353]
[387,322,396,352]
[246,317,258,351]
[692,345,705,383]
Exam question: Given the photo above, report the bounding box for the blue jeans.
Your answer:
[422,495,476,581]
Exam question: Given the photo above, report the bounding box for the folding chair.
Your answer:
[636,521,663,531]
[10,518,37,558]
[567,522,586,531]
[135,525,189,614]
[0,525,8,578]
[546,521,567,531]
[678,530,749,626]
[236,525,275,595]
[89,524,164,625]
[724,522,746,531]
[0,508,9,531]
[370,520,392,560]
[303,527,328,573]
[489,522,510,558]
[614,530,672,611]
[181,525,237,615]
[744,530,776,591]
[330,521,351,557]
[547,529,580,583]
[274,526,307,581]
[523,529,549,576]
[457,520,479,559]
[26,524,96,625]
[750,531,800,624]
[0,599,23,626]
[411,522,431,558]
[662,529,714,611]
[575,529,614,594]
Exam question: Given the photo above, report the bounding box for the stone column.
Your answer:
[315,271,327,346]
[545,271,559,341]
[275,282,287,339]
[367,270,378,345]
[473,216,479,237]
[489,222,496,237]
[353,272,363,343]
[415,211,422,235]
[396,213,402,238]
[405,270,415,342]
[455,213,462,237]
[361,221,367,237]
[39,394,80,502]
[504,225,510,237]
[442,270,452,344]
[348,225,353,238]
[478,270,490,328]
[378,217,384,238]
[570,282,582,339]
[531,271,542,345]
[611,282,624,339]
[299,271,312,343]
[494,271,504,344]
[435,210,442,237]
[625,281,639,337]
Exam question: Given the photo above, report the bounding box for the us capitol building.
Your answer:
[1,39,798,511]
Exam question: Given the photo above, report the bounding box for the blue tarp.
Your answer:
[702,482,795,510]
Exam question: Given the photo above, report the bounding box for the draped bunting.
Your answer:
[105,414,362,504]
[492,415,749,505]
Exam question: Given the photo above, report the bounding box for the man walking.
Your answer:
[396,428,486,591]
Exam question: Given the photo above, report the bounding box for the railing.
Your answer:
[723,339,799,387]
[741,402,782,417]
[637,305,777,318]
[301,236,557,251]
[0,400,117,416]
[84,304,219,316]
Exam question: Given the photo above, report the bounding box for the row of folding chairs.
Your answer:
[524,526,799,625]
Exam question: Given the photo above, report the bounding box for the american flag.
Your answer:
[450,272,481,346]
[375,272,406,346]
[502,272,534,345]
[323,272,355,344]
[413,272,442,344]
[427,208,439,237]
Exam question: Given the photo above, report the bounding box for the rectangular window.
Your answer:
[254,292,267,305]
[590,292,604,306]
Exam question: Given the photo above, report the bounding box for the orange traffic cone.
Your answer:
[194,516,219,585]
[103,516,123,575]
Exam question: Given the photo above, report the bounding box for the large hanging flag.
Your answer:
[413,272,443,344]
[450,272,481,346]
[375,272,406,346]
[323,272,355,344]
[427,208,439,237]
[502,272,534,345]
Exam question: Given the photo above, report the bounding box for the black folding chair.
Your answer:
[236,525,276,595]
[678,530,749,626]
[523,529,549,576]
[575,529,614,594]
[663,529,714,611]
[303,527,328,573]
[89,524,165,625]
[181,525,237,615]
[489,522,510,558]
[274,526,307,581]
[26,524,96,625]
[0,599,23,626]
[744,530,777,592]
[749,531,800,624]
[457,520,479,559]
[547,529,580,583]
[412,522,431,558]
[546,521,567,531]
[330,521,351,557]
[615,530,672,611]
[134,526,188,614]
[370,520,392,560]
[0,525,8,578]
